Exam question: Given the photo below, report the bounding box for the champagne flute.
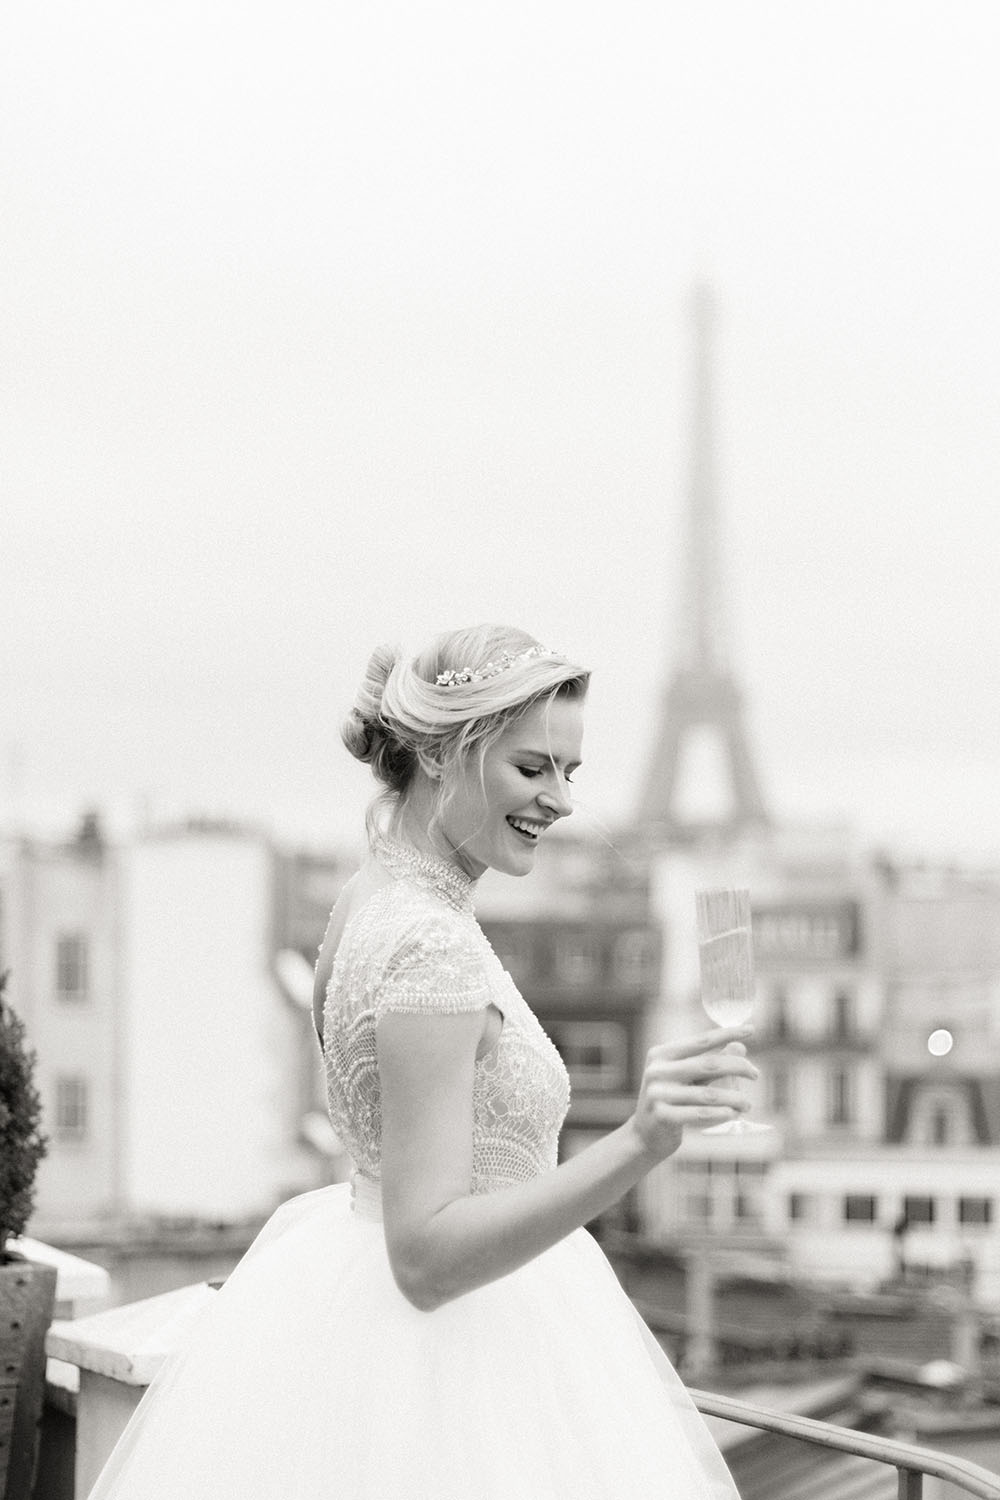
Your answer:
[695,887,770,1135]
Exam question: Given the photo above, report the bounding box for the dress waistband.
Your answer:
[350,1172,384,1222]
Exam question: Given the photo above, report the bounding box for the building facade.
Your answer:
[0,820,122,1228]
[0,820,346,1237]
[639,828,1000,1301]
[767,863,1000,1298]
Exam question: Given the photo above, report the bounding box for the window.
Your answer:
[556,934,598,985]
[55,933,89,1001]
[903,1196,935,1226]
[958,1197,992,1227]
[827,1067,852,1126]
[614,931,651,987]
[931,1106,952,1146]
[788,1192,810,1224]
[677,1159,766,1232]
[676,1160,713,1227]
[683,1187,713,1227]
[844,1195,877,1223]
[912,1087,971,1148]
[832,990,853,1039]
[548,1021,627,1090]
[55,1076,89,1140]
[733,1160,766,1225]
[771,986,790,1039]
[770,1065,791,1114]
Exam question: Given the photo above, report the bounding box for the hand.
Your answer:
[630,1026,759,1162]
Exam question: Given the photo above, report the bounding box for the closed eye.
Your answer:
[518,765,575,785]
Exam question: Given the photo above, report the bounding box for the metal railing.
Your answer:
[691,1387,1000,1500]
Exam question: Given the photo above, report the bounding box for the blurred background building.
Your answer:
[0,818,350,1299]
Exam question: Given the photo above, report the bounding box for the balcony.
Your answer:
[38,1277,1000,1499]
[692,1386,1000,1500]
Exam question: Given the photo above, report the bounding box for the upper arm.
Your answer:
[372,907,493,1302]
[377,1008,485,1298]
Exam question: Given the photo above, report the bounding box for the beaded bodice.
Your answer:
[322,835,571,1195]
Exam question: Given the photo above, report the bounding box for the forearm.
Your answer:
[382,1018,754,1312]
[392,1119,660,1311]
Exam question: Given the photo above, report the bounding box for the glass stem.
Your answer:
[722,1042,746,1113]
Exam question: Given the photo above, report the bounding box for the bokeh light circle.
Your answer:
[927,1028,954,1057]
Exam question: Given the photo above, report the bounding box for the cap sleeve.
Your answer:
[376,908,493,1018]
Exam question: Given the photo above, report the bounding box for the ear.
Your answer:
[416,749,444,781]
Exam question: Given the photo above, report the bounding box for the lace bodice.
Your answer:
[322,835,571,1195]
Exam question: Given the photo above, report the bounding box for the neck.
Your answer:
[390,789,485,883]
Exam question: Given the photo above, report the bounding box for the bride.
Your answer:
[88,623,756,1498]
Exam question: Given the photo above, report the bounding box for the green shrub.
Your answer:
[0,971,48,1254]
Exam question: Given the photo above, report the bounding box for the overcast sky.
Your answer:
[3,1,999,865]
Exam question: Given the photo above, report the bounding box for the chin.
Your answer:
[492,845,539,878]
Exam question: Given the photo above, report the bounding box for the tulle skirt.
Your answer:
[88,1181,738,1499]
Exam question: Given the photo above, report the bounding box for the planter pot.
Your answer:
[1,1254,58,1500]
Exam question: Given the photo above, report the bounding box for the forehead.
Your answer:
[495,696,584,759]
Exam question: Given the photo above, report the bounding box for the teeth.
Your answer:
[509,818,541,838]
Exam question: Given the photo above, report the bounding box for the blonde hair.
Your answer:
[341,624,589,839]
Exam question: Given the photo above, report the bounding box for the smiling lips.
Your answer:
[507,817,549,842]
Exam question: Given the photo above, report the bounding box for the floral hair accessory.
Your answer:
[435,645,565,688]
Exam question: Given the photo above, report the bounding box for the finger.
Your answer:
[692,1104,747,1122]
[704,1087,752,1111]
[645,1053,759,1083]
[650,1083,752,1113]
[649,1026,754,1062]
[689,1056,758,1083]
[651,1096,749,1126]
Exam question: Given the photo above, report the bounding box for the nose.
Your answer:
[537,775,573,820]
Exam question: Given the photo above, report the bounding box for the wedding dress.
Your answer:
[88,835,738,1498]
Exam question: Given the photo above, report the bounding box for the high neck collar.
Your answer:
[370,831,476,914]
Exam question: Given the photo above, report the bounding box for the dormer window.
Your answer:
[912,1086,972,1148]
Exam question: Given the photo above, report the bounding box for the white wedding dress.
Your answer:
[88,836,738,1499]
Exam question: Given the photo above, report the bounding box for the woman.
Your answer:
[89,623,754,1499]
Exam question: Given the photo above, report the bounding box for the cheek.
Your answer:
[444,778,490,830]
[484,768,522,811]
[455,760,522,825]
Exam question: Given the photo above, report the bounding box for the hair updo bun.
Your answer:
[344,624,590,840]
[340,645,416,794]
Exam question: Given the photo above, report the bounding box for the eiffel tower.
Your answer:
[637,283,770,844]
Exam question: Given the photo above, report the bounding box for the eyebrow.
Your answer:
[510,747,582,770]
